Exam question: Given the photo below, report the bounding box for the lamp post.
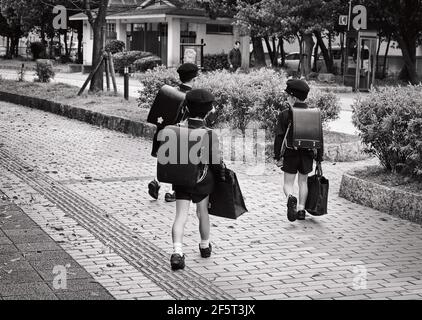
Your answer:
[124,66,129,100]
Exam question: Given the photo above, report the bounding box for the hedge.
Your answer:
[138,67,341,133]
[352,85,422,178]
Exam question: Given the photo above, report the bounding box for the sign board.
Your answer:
[339,15,348,26]
[183,48,197,64]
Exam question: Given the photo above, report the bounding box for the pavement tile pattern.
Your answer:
[1,101,422,300]
[0,191,113,300]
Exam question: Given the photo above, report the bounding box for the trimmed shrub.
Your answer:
[35,61,55,82]
[203,53,230,72]
[133,55,162,72]
[196,68,287,132]
[137,67,341,133]
[30,42,46,60]
[307,90,341,127]
[352,85,422,177]
[113,51,153,74]
[137,65,180,108]
[105,40,125,54]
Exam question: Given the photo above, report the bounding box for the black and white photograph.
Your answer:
[0,0,421,312]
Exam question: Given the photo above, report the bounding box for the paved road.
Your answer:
[1,101,421,300]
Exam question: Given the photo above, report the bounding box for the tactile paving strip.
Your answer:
[0,148,233,300]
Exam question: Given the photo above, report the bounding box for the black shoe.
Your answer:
[199,243,212,258]
[170,253,185,270]
[148,180,160,200]
[297,210,306,220]
[287,195,298,222]
[165,192,176,203]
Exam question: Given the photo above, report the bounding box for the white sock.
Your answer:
[297,205,305,211]
[200,239,210,249]
[173,242,183,255]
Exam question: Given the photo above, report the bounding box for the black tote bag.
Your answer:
[305,163,329,216]
[208,168,248,219]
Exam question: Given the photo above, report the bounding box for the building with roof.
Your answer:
[70,0,243,67]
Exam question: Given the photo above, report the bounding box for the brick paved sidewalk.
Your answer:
[1,101,422,300]
[0,191,113,300]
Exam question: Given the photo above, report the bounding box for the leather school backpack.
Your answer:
[147,85,186,127]
[156,124,211,187]
[283,106,323,151]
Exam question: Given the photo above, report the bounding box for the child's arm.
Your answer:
[274,109,288,160]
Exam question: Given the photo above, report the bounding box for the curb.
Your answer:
[0,64,68,73]
[0,90,156,140]
[339,170,422,225]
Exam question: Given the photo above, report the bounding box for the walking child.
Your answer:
[274,79,324,222]
[148,63,199,202]
[168,89,225,270]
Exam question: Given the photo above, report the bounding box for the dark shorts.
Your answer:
[174,190,208,204]
[282,149,314,175]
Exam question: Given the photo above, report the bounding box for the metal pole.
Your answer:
[124,66,129,100]
[347,1,352,32]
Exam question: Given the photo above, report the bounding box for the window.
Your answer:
[106,23,116,39]
[206,24,233,35]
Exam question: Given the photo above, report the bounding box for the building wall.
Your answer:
[83,23,93,65]
[190,23,236,55]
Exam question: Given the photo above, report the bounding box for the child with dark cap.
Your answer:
[148,63,199,203]
[170,88,225,270]
[274,79,324,222]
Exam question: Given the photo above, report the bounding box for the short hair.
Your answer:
[235,41,241,45]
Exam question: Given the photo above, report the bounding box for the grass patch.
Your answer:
[352,165,422,194]
[0,78,149,122]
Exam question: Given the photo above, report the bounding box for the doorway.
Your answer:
[130,22,168,66]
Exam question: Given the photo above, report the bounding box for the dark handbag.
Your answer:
[208,168,248,219]
[305,162,329,216]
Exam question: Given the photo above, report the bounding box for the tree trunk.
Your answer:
[313,42,319,72]
[6,36,10,58]
[49,36,54,59]
[297,34,304,75]
[272,36,279,67]
[375,35,382,76]
[263,36,274,66]
[251,36,266,68]
[382,35,391,78]
[315,30,334,73]
[303,32,314,76]
[89,0,109,92]
[69,31,74,59]
[64,30,69,57]
[397,34,418,84]
[279,38,285,67]
[11,37,18,57]
[77,22,83,64]
[263,36,273,62]
[89,25,105,92]
[40,26,46,46]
